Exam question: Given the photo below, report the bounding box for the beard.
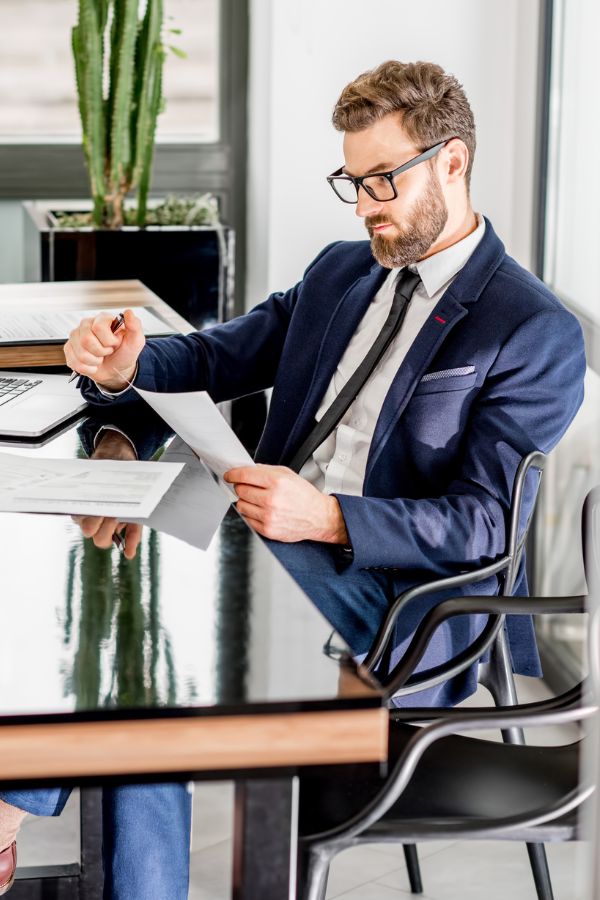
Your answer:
[366,169,448,268]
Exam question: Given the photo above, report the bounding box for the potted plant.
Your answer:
[24,0,233,328]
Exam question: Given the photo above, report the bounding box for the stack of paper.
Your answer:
[0,452,183,518]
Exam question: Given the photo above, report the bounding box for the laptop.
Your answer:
[0,371,88,438]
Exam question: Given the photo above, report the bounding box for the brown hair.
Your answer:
[332,60,476,189]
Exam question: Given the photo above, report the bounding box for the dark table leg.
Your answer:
[79,788,103,900]
[233,777,298,900]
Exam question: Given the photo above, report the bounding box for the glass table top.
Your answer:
[0,412,381,719]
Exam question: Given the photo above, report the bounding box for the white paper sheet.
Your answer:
[131,437,230,550]
[0,451,183,517]
[0,307,173,344]
[133,385,254,496]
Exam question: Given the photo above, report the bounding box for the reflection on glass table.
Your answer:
[0,411,383,718]
[0,396,386,900]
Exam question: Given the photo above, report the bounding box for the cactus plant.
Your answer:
[72,0,166,230]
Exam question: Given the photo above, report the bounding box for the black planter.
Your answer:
[23,201,235,329]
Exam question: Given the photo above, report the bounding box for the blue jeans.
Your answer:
[265,537,496,707]
[0,783,192,900]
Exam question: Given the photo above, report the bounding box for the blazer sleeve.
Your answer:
[80,242,342,408]
[334,306,586,573]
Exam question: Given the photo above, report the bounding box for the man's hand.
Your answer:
[64,308,145,391]
[72,516,143,560]
[71,428,142,558]
[223,464,349,544]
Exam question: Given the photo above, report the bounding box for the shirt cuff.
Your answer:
[95,363,138,399]
[92,425,138,460]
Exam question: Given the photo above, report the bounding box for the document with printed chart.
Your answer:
[0,452,183,518]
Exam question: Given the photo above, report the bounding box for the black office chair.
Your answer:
[361,451,551,897]
[297,471,599,900]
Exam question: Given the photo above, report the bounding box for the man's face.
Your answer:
[342,114,448,268]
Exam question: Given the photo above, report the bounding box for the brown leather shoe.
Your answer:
[0,842,16,895]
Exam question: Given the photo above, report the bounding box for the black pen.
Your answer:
[68,312,126,384]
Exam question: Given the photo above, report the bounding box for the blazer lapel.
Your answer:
[365,217,507,480]
[280,262,389,462]
[365,291,468,478]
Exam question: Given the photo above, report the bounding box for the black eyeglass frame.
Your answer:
[326,138,454,204]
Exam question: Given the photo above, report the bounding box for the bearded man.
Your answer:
[66,59,585,703]
[0,60,586,899]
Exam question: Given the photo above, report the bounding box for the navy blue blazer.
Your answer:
[83,219,586,698]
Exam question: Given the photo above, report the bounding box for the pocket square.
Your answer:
[420,365,476,383]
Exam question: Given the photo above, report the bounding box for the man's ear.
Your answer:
[442,138,469,186]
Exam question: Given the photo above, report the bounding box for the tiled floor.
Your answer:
[14,677,590,898]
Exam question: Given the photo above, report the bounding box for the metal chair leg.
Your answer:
[480,628,555,900]
[302,847,331,900]
[403,843,423,893]
[527,843,555,900]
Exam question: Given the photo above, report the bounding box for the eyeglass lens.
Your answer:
[331,173,396,203]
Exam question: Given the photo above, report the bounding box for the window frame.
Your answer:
[0,0,248,314]
[535,0,600,375]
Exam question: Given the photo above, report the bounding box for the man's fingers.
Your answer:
[123,523,143,560]
[237,511,267,535]
[234,484,269,505]
[92,517,121,549]
[63,342,98,376]
[74,348,106,368]
[89,314,124,348]
[65,316,113,375]
[224,465,275,487]
[76,515,106,538]
[235,500,266,522]
[73,516,141,558]
[82,317,118,354]
[122,308,143,335]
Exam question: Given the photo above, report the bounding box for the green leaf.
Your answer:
[168,44,187,59]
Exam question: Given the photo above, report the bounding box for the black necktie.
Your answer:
[288,267,422,474]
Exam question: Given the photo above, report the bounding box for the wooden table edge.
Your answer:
[0,708,388,778]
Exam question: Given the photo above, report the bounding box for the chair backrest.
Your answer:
[583,486,600,601]
[364,451,546,695]
[503,450,546,595]
[584,487,600,899]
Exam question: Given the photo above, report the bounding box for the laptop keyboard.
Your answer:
[0,377,42,407]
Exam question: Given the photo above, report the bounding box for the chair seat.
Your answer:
[299,722,582,841]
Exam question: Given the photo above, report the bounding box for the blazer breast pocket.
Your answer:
[412,366,477,396]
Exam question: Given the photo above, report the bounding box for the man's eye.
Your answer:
[365,175,389,189]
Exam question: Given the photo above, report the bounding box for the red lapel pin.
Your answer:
[434,315,446,324]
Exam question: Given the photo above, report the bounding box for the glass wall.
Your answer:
[536,0,600,684]
[544,0,600,322]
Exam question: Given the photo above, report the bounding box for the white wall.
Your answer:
[246,0,541,308]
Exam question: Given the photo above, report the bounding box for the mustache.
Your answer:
[365,215,392,229]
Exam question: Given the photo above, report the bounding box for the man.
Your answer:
[0,60,585,897]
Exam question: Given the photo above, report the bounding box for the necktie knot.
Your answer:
[394,267,421,303]
[288,266,422,473]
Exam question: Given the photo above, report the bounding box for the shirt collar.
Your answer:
[399,213,486,299]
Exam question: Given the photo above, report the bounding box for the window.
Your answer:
[543,0,600,359]
[0,0,247,313]
[0,0,219,141]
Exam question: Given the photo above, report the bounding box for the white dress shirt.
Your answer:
[299,215,486,496]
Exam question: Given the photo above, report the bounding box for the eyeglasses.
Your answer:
[326,139,452,204]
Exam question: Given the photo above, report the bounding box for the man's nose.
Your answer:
[355,186,384,219]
